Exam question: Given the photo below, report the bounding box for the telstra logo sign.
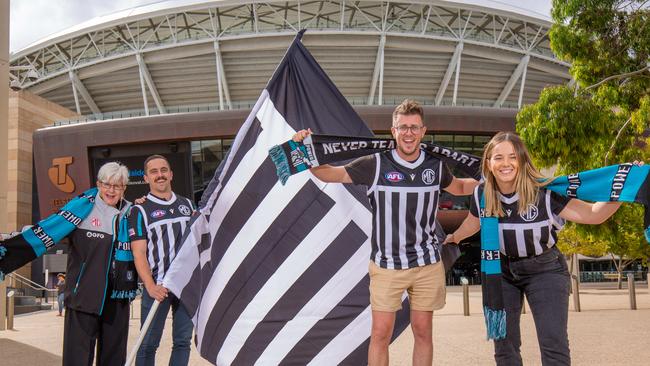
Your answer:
[48,156,76,193]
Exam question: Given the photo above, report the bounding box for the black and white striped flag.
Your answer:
[163,31,411,365]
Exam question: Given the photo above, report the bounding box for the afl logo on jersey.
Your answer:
[179,205,191,216]
[519,204,539,222]
[385,172,404,182]
[422,169,436,185]
[151,209,166,219]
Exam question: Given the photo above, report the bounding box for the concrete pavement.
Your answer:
[1,283,648,365]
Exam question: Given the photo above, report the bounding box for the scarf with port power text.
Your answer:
[0,188,138,300]
[270,134,650,341]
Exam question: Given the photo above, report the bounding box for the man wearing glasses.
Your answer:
[128,155,195,366]
[292,99,478,366]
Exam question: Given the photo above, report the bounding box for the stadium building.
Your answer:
[5,0,570,284]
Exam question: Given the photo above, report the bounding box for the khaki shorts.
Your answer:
[368,261,446,312]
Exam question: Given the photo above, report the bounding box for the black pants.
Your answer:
[62,299,130,366]
[494,247,571,366]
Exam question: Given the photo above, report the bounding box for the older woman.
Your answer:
[59,162,134,365]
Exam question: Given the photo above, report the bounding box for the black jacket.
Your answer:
[64,193,131,315]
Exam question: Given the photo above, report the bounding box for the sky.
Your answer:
[9,0,553,53]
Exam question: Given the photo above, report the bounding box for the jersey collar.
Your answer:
[391,149,424,169]
[147,192,177,205]
[498,192,519,205]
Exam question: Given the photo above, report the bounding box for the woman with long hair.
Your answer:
[446,132,623,366]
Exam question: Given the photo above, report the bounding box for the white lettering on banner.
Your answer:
[322,141,370,155]
[32,225,55,248]
[610,163,632,200]
[117,241,131,251]
[426,145,480,167]
[567,174,581,197]
[58,210,82,226]
[481,250,501,261]
[323,144,334,155]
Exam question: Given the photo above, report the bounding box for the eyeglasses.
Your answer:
[394,125,424,134]
[99,181,126,191]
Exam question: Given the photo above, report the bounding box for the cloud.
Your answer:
[9,0,159,53]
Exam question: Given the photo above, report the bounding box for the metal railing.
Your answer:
[6,272,57,303]
[52,97,518,126]
[579,270,647,283]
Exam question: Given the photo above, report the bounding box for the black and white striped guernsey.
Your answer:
[128,192,194,283]
[346,149,452,269]
[469,185,573,258]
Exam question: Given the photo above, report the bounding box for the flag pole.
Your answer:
[125,300,160,366]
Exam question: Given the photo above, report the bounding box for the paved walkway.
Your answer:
[1,283,648,365]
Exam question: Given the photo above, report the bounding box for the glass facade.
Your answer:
[374,133,490,155]
[427,134,492,210]
[191,139,233,203]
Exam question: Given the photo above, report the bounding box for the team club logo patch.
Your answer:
[178,204,192,216]
[520,204,539,222]
[91,217,101,227]
[151,209,167,219]
[385,171,404,182]
[421,169,436,185]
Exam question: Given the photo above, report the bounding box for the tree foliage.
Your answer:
[599,204,650,265]
[574,204,650,287]
[517,85,615,173]
[557,222,608,257]
[518,0,650,262]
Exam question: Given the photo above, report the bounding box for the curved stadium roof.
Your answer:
[9,0,570,121]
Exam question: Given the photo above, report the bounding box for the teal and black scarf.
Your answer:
[270,134,650,341]
[0,188,138,300]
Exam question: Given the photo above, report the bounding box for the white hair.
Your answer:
[96,162,129,185]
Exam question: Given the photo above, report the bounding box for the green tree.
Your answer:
[597,204,650,288]
[518,0,650,277]
[557,222,607,284]
[519,0,649,173]
[557,223,608,259]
